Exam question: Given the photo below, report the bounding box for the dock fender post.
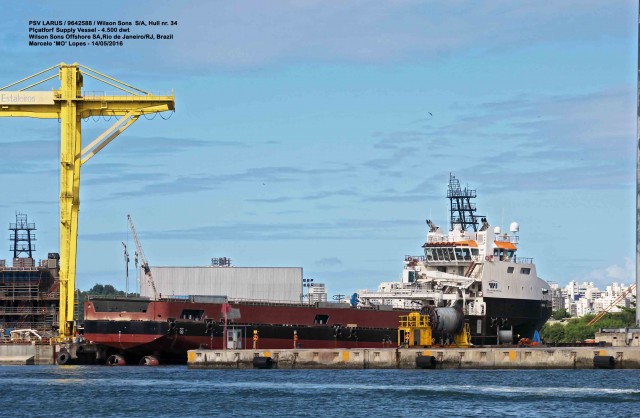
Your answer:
[56,352,71,365]
[106,354,126,366]
[593,355,615,369]
[416,355,437,369]
[252,356,274,369]
[140,355,160,366]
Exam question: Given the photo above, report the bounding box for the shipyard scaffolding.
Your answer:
[0,214,59,341]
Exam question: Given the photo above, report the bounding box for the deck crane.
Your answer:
[127,215,158,300]
[587,284,637,326]
[0,63,174,339]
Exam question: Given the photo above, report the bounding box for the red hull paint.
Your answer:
[83,298,408,360]
[84,299,405,328]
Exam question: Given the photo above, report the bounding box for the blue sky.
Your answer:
[0,1,637,295]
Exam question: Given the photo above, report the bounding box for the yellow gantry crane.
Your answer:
[0,63,174,340]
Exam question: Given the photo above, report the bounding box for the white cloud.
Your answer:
[579,257,635,288]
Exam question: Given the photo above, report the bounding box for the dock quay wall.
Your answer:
[188,347,640,370]
[0,343,55,365]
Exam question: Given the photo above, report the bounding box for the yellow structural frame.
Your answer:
[0,63,174,339]
[398,312,432,347]
[397,311,471,348]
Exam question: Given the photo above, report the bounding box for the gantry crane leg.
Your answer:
[58,64,83,337]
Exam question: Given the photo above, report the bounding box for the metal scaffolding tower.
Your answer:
[9,213,36,259]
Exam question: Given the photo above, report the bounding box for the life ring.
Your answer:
[485,255,493,261]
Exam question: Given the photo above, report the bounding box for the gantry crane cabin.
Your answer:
[0,63,174,340]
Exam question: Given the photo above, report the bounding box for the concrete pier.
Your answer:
[188,346,640,369]
[0,344,55,365]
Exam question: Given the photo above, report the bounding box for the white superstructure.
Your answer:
[356,174,552,344]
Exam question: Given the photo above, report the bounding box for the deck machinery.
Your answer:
[398,307,471,348]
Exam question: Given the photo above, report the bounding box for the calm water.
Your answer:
[0,366,638,417]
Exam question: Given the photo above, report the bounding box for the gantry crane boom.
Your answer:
[127,215,158,300]
[0,63,174,339]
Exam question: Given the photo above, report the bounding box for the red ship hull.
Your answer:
[83,297,407,363]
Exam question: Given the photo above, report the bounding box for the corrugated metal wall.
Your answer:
[141,267,303,302]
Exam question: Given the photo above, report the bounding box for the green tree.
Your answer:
[88,284,105,295]
[563,318,596,343]
[540,322,565,343]
[551,308,570,320]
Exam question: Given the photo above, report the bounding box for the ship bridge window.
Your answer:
[495,249,510,261]
[408,271,416,283]
[446,248,455,261]
[461,248,471,260]
[454,247,463,260]
[425,248,434,261]
[471,249,479,256]
[180,309,205,321]
[507,267,515,274]
[520,268,531,275]
[435,248,444,261]
[315,314,329,324]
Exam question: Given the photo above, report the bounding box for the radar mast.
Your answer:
[447,173,479,232]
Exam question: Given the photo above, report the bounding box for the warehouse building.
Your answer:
[141,266,304,303]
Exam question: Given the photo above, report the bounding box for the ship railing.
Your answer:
[464,302,486,316]
[0,333,54,345]
[405,255,426,262]
[424,256,480,264]
[226,298,339,308]
[0,266,43,271]
[513,257,533,264]
[495,235,519,244]
[0,307,53,315]
[87,295,147,301]
[0,290,60,300]
[0,321,56,336]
